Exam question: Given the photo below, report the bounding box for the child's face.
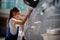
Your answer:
[13,11,20,19]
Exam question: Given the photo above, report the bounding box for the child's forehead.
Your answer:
[16,11,20,14]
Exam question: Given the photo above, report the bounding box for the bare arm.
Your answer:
[15,8,33,25]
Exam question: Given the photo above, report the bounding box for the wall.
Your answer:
[0,17,7,37]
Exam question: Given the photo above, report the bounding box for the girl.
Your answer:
[5,7,33,40]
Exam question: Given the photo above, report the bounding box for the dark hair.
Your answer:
[8,7,19,22]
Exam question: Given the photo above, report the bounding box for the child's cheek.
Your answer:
[17,15,20,18]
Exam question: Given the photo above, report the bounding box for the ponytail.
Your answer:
[8,9,13,22]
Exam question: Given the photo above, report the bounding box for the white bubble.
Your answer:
[34,0,37,1]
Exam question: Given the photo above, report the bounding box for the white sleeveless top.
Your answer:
[9,18,21,35]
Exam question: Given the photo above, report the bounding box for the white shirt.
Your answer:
[9,18,21,35]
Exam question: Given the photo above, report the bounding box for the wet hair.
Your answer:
[8,7,19,22]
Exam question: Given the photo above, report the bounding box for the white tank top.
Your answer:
[9,18,21,35]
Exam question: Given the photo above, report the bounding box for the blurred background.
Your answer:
[0,0,60,40]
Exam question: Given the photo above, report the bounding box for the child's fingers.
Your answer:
[28,7,33,11]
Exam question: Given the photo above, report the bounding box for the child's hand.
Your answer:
[28,7,33,11]
[27,7,33,18]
